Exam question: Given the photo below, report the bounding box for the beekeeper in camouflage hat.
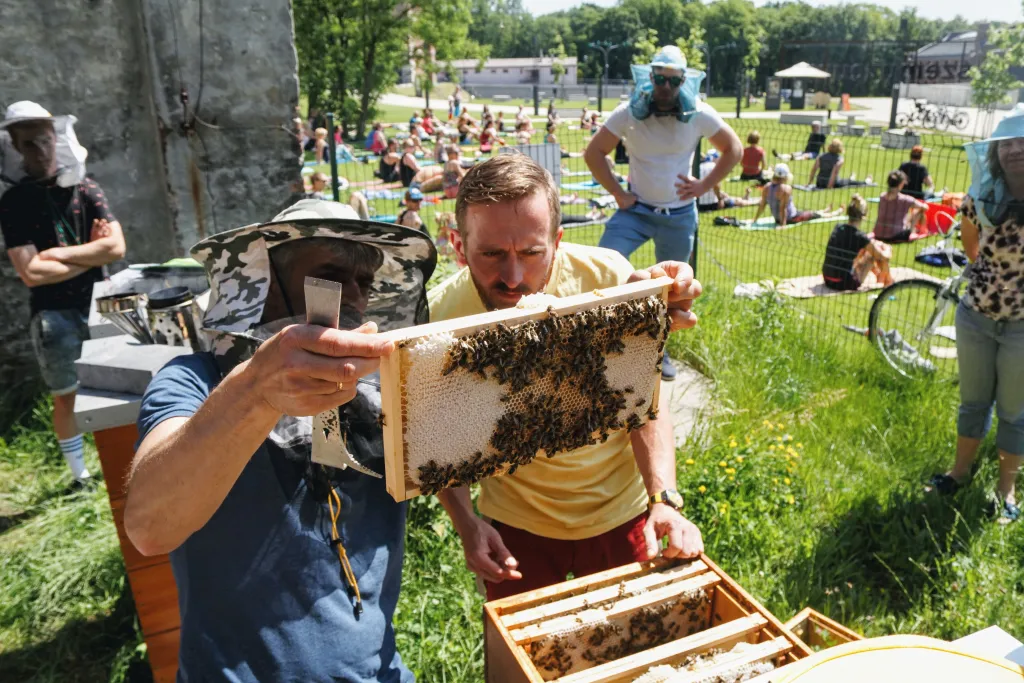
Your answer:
[124,199,435,683]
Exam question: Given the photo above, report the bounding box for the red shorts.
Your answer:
[484,514,650,601]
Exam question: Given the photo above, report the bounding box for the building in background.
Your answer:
[440,57,578,86]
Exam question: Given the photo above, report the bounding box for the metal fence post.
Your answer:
[889,83,900,129]
[327,112,340,202]
[533,85,540,116]
[690,137,703,277]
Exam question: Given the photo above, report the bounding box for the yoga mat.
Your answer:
[739,267,943,300]
[794,182,878,192]
[738,215,847,231]
[364,189,401,200]
[371,214,397,223]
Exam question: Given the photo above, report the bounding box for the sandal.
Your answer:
[924,473,965,496]
[988,499,1022,525]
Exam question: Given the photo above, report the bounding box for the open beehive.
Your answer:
[484,555,813,683]
[378,278,673,502]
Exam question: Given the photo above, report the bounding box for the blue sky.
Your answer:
[523,0,1022,22]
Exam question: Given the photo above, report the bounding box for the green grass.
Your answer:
[1,283,1020,680]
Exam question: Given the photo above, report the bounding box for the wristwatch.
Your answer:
[649,489,684,510]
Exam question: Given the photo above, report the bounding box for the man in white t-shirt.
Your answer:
[584,45,740,379]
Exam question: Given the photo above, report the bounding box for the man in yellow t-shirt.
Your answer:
[430,154,705,600]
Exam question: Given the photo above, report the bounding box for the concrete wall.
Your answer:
[0,0,301,407]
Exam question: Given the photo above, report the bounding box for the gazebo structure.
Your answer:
[768,62,832,110]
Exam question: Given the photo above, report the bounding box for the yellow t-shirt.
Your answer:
[428,242,649,540]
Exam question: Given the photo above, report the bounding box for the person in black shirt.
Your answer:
[773,121,827,161]
[822,194,892,291]
[898,145,934,200]
[0,104,126,483]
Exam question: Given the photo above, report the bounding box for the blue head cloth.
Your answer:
[964,103,1024,228]
[629,46,705,124]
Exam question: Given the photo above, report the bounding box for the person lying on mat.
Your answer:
[753,163,841,228]
[809,138,871,189]
[696,150,758,212]
[822,194,893,291]
[430,154,705,601]
[773,120,826,161]
[872,170,930,243]
[899,145,935,200]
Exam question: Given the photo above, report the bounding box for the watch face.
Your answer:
[666,490,684,508]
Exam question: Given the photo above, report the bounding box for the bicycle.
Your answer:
[895,100,935,128]
[933,105,970,132]
[867,218,967,380]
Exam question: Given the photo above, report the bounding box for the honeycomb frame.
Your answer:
[378,277,673,502]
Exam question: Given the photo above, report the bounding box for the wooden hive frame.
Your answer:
[483,554,814,683]
[378,277,673,502]
[782,607,863,651]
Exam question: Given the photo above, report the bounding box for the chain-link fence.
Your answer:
[319,108,975,364]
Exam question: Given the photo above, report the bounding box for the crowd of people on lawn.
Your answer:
[2,39,1021,681]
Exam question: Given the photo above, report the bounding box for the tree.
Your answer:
[632,28,660,65]
[970,7,1024,110]
[550,35,568,86]
[411,2,487,111]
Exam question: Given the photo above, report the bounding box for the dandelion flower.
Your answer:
[729,440,738,448]
[769,445,776,451]
[777,436,784,442]
[784,477,791,485]
[720,506,728,515]
[718,460,727,468]
[685,458,695,465]
[735,455,744,462]
[796,443,804,449]
[786,495,795,505]
[728,476,735,482]
[772,478,779,484]
[725,467,736,475]
[698,485,706,493]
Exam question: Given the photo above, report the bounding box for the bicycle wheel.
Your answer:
[922,109,937,128]
[895,113,910,128]
[952,111,969,130]
[868,279,959,381]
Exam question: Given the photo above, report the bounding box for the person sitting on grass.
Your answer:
[809,138,871,189]
[374,138,402,184]
[479,120,503,154]
[305,172,329,200]
[753,163,841,228]
[515,120,533,146]
[696,151,758,212]
[495,111,506,134]
[313,127,329,164]
[580,106,591,130]
[366,122,387,154]
[773,120,827,161]
[433,132,449,165]
[871,170,930,243]
[590,112,601,134]
[899,144,935,200]
[822,194,893,291]
[399,138,424,187]
[739,130,768,185]
[397,187,425,231]
[443,145,466,199]
[422,108,438,136]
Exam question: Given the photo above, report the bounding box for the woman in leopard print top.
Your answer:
[927,112,1024,523]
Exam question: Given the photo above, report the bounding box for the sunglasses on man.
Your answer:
[652,74,684,87]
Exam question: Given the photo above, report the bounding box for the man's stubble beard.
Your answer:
[468,250,558,312]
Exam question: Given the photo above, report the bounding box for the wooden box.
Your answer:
[484,554,812,683]
[783,607,862,651]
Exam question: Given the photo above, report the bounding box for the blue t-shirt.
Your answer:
[137,354,414,683]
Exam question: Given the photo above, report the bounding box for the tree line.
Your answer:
[294,0,992,136]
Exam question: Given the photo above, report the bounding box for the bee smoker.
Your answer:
[147,286,206,352]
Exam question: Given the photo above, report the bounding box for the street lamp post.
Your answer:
[696,41,737,99]
[588,40,625,113]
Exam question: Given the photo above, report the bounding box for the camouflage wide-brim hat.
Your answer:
[190,200,436,367]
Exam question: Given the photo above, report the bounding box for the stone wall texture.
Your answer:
[0,0,301,411]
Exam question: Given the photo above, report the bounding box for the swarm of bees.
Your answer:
[529,588,711,679]
[417,296,669,495]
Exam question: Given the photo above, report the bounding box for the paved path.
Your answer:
[663,361,713,450]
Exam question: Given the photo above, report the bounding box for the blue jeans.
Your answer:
[956,303,1024,455]
[598,202,697,264]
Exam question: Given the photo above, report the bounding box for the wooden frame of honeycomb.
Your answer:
[483,554,814,683]
[378,277,673,502]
